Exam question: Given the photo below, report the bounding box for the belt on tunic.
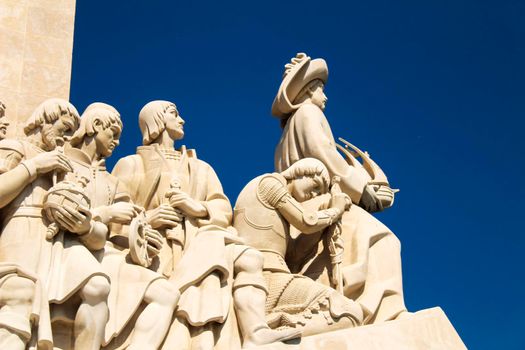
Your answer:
[3,205,44,226]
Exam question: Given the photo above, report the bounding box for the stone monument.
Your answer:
[0,2,466,348]
[0,0,76,136]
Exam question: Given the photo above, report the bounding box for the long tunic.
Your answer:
[275,103,407,323]
[112,144,242,342]
[64,147,165,345]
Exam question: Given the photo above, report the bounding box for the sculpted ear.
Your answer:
[92,118,104,133]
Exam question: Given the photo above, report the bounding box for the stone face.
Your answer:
[0,0,76,136]
[249,308,467,350]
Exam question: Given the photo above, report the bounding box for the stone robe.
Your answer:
[112,144,242,349]
[275,103,407,323]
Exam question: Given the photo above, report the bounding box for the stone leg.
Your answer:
[0,276,35,350]
[352,233,407,323]
[128,279,179,350]
[161,316,191,350]
[190,323,215,350]
[233,248,301,348]
[75,275,110,350]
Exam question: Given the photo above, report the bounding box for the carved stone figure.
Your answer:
[112,101,299,349]
[0,98,111,350]
[66,103,179,350]
[273,53,407,323]
[233,158,364,336]
[0,102,9,140]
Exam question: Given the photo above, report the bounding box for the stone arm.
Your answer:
[0,141,73,209]
[292,105,369,204]
[259,175,342,235]
[111,156,140,202]
[78,221,108,251]
[0,148,37,208]
[194,164,232,228]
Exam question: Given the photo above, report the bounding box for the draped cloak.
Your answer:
[275,103,407,323]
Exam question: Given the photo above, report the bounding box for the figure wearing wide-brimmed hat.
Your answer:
[273,53,408,324]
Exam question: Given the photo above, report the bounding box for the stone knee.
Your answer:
[233,248,267,294]
[234,248,264,275]
[0,276,36,339]
[0,276,36,308]
[145,279,179,309]
[79,276,110,305]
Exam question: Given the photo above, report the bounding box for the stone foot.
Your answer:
[243,327,301,349]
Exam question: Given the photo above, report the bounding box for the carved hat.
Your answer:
[271,53,328,118]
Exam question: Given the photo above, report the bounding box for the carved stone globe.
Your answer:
[43,180,91,234]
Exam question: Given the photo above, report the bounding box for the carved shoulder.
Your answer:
[112,155,143,199]
[112,155,142,179]
[0,139,25,155]
[257,173,289,208]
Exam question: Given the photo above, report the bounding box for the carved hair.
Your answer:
[24,98,80,135]
[69,102,122,147]
[139,100,176,145]
[281,158,330,193]
[0,101,5,115]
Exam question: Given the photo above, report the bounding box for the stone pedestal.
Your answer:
[249,308,466,350]
[0,0,76,135]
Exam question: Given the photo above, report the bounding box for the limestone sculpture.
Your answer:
[233,158,364,336]
[0,98,111,350]
[112,100,299,349]
[63,102,179,350]
[273,53,407,323]
[0,53,466,350]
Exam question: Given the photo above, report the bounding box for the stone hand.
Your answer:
[374,185,395,209]
[28,150,73,175]
[105,202,142,224]
[166,190,207,218]
[54,205,93,235]
[330,193,351,214]
[359,185,395,212]
[145,204,183,229]
[359,185,381,213]
[144,227,163,257]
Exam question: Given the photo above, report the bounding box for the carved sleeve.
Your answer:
[258,174,341,234]
[111,155,141,202]
[193,162,232,228]
[294,105,369,204]
[0,146,23,174]
[79,221,108,251]
[0,143,39,209]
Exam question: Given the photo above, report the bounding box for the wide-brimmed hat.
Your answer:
[271,53,328,118]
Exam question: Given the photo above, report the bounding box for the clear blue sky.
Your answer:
[70,1,525,348]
